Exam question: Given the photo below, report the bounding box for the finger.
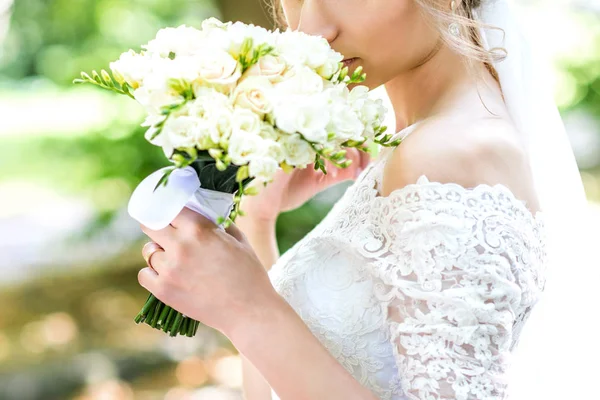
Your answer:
[138,267,160,292]
[171,206,218,234]
[140,223,176,249]
[142,242,163,268]
[146,248,169,275]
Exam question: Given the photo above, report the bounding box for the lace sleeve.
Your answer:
[362,176,546,400]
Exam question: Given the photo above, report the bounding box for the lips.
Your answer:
[341,57,358,68]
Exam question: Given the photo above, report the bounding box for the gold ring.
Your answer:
[142,242,163,269]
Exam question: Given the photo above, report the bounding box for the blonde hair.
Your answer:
[266,0,506,85]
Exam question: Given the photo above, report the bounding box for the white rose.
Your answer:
[194,49,242,92]
[274,66,324,95]
[279,134,316,167]
[232,106,262,135]
[248,156,279,182]
[232,75,273,115]
[228,130,264,165]
[163,116,201,149]
[244,55,289,84]
[109,50,153,89]
[274,96,330,143]
[142,25,207,58]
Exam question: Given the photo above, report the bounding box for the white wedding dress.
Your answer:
[266,125,547,400]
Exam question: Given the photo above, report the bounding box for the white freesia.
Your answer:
[277,30,343,73]
[261,139,285,163]
[204,20,273,59]
[258,122,279,141]
[228,130,264,164]
[279,133,316,167]
[143,25,207,58]
[274,66,323,95]
[274,95,330,143]
[244,54,288,84]
[232,75,273,115]
[201,17,231,31]
[109,50,153,89]
[328,103,365,142]
[248,156,279,182]
[133,77,183,115]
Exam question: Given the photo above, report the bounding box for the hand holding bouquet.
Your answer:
[75,18,397,337]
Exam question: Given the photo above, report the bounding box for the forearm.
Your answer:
[236,215,279,399]
[236,215,279,271]
[228,295,379,400]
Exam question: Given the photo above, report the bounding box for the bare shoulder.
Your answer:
[381,116,540,210]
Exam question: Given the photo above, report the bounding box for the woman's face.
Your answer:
[280,0,441,88]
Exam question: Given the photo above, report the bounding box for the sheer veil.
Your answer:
[374,0,593,398]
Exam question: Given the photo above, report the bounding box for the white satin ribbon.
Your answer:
[128,166,235,231]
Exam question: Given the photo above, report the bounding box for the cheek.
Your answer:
[357,1,439,79]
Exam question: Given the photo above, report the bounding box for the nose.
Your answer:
[296,0,338,44]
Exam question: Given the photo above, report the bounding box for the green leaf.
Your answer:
[153,168,176,191]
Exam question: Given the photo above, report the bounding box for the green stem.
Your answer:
[162,307,176,332]
[150,303,164,328]
[170,313,184,337]
[186,319,195,337]
[180,318,189,335]
[157,304,170,328]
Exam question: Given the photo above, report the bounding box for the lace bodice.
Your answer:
[267,133,547,400]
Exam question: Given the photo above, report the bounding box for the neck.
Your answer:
[383,42,477,131]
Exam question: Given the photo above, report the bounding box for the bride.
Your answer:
[137,0,587,399]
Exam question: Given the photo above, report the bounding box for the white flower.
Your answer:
[248,156,279,182]
[274,95,330,143]
[201,17,231,31]
[142,25,207,58]
[244,54,289,84]
[163,116,202,148]
[327,103,365,142]
[274,66,324,95]
[258,122,279,141]
[232,106,262,136]
[193,48,241,92]
[347,86,387,138]
[109,50,153,89]
[276,29,343,74]
[203,21,273,59]
[261,139,285,163]
[133,77,183,115]
[228,130,264,165]
[232,75,273,115]
[279,134,315,167]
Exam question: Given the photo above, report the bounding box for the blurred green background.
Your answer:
[0,0,598,399]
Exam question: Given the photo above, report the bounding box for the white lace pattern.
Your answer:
[267,149,547,400]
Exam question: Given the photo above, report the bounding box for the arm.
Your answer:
[236,216,280,400]
[233,216,378,400]
[227,292,380,400]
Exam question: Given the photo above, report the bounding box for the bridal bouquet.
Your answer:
[75,18,397,337]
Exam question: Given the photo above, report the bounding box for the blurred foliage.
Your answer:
[0,0,599,399]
